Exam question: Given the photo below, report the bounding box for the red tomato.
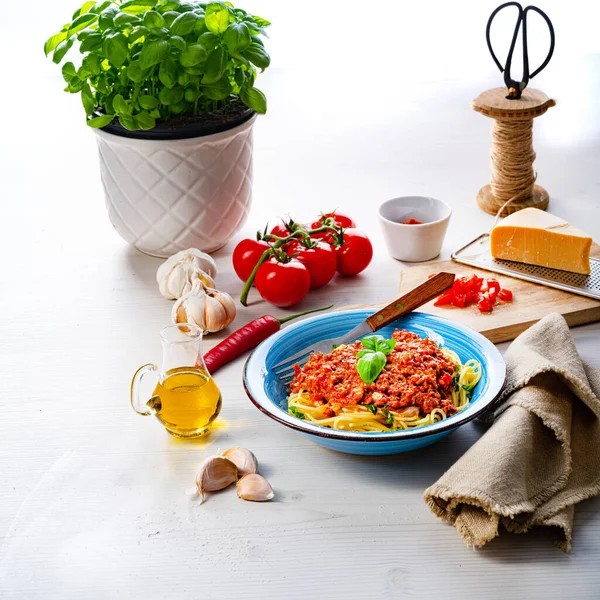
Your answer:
[486,278,501,302]
[286,241,337,289]
[255,258,311,307]
[311,210,356,230]
[451,279,467,308]
[439,373,453,388]
[232,238,270,282]
[477,292,494,313]
[498,288,513,302]
[270,222,292,238]
[434,290,454,306]
[335,229,373,276]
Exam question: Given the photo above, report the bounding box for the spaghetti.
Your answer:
[287,329,482,432]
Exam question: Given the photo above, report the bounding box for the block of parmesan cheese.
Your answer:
[490,208,592,274]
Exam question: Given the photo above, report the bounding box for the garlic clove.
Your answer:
[237,474,274,502]
[196,456,238,503]
[222,447,258,476]
[157,249,217,300]
[172,284,208,331]
[203,294,228,334]
[204,288,236,333]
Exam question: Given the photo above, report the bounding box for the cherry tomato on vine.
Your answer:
[270,222,293,238]
[255,258,311,307]
[286,241,337,289]
[335,229,373,276]
[310,210,356,242]
[311,210,356,230]
[232,238,270,283]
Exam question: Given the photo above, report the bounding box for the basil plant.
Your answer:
[45,0,271,131]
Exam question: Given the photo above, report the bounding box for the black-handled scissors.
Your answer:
[486,2,555,100]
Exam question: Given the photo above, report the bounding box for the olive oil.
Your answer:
[149,367,221,438]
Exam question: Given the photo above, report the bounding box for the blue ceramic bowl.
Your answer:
[243,310,506,455]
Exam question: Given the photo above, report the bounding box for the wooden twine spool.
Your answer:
[472,87,556,216]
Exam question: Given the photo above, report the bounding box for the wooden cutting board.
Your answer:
[397,247,600,343]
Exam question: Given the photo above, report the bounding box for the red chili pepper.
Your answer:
[201,304,333,373]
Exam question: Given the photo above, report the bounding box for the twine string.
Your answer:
[488,119,538,215]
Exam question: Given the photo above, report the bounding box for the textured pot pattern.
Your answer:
[94,115,256,257]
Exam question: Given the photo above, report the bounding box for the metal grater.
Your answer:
[452,233,600,301]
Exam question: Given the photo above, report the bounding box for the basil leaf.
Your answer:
[356,351,387,385]
[197,32,219,52]
[120,0,157,15]
[202,77,232,100]
[159,85,184,105]
[114,12,141,27]
[289,406,305,420]
[361,335,384,352]
[81,82,95,115]
[205,2,230,34]
[377,339,397,355]
[170,11,198,35]
[44,32,67,56]
[244,41,270,70]
[119,115,138,130]
[239,86,266,113]
[180,44,207,67]
[79,32,104,53]
[355,350,372,358]
[68,13,98,36]
[366,403,377,415]
[52,38,74,64]
[159,59,179,87]
[103,32,128,68]
[127,60,146,82]
[135,110,156,130]
[112,94,132,115]
[169,35,186,51]
[223,21,250,54]
[87,114,115,128]
[98,7,118,30]
[143,10,166,28]
[140,39,168,69]
[139,94,159,109]
[202,46,225,84]
[61,62,77,82]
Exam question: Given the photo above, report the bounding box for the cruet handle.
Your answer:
[130,363,159,416]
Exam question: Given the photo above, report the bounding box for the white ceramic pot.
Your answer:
[94,114,257,257]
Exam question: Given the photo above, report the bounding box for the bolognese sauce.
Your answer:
[289,329,458,416]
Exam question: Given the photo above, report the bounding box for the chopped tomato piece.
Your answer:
[438,373,453,388]
[434,290,454,306]
[433,272,514,313]
[477,292,494,313]
[487,278,501,302]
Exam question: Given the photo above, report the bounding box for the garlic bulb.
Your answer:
[222,447,258,476]
[195,456,238,503]
[172,281,236,334]
[237,474,274,502]
[157,248,217,300]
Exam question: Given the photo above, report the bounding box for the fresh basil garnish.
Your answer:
[356,335,396,385]
[366,403,377,415]
[289,406,305,420]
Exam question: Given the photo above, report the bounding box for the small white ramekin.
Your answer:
[378,196,452,262]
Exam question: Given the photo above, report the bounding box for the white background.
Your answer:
[1,1,600,598]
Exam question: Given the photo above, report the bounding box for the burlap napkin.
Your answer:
[424,313,600,551]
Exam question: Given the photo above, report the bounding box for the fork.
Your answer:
[272,272,455,383]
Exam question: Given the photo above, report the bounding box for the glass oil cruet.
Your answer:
[130,323,221,438]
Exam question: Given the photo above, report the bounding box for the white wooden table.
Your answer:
[2,1,600,598]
